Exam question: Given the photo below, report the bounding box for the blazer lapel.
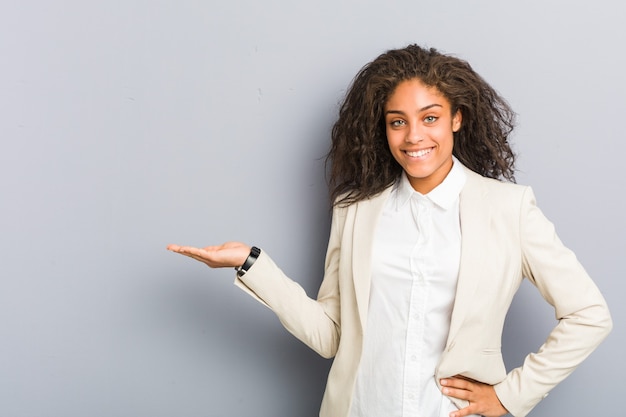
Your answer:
[447,169,491,344]
[351,187,392,326]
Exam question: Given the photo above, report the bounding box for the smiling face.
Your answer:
[384,78,462,194]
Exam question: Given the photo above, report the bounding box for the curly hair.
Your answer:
[326,44,516,206]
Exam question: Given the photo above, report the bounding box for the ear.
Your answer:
[452,110,462,132]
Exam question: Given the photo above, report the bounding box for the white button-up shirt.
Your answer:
[349,159,467,417]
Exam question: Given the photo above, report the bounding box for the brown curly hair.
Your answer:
[326,44,516,206]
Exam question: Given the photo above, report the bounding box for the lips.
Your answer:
[405,147,433,158]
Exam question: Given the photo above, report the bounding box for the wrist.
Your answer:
[235,246,261,277]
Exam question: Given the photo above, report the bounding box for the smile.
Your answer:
[405,148,433,158]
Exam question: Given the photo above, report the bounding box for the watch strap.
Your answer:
[236,246,261,277]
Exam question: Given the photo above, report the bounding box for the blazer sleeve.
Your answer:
[493,187,613,417]
[232,204,344,359]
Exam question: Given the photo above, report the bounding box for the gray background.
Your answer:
[1,1,623,416]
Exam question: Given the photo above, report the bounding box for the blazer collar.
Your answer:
[351,187,392,325]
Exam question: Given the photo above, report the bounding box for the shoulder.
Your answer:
[461,167,538,216]
[463,166,529,198]
[332,185,394,214]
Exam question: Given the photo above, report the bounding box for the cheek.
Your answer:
[385,127,393,142]
[386,130,402,149]
[438,130,455,149]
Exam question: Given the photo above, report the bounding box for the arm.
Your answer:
[440,186,612,417]
[493,187,613,416]
[234,247,341,359]
[233,206,344,358]
[167,205,345,359]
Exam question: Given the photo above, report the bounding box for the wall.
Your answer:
[0,1,623,416]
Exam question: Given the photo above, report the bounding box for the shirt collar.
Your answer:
[392,156,467,211]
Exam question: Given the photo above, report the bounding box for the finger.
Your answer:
[441,377,472,391]
[175,246,207,256]
[169,248,202,261]
[175,251,223,268]
[167,244,205,255]
[441,386,471,401]
[200,245,223,252]
[176,247,215,262]
[449,404,478,417]
[166,245,210,262]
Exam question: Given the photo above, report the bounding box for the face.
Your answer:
[384,78,462,194]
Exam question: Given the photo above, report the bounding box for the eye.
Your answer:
[389,119,406,128]
[424,116,438,123]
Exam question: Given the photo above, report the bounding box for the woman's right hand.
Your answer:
[166,242,251,269]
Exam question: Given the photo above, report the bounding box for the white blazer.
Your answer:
[236,167,612,417]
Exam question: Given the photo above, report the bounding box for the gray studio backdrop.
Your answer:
[1,1,624,416]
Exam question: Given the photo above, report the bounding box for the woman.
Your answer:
[167,45,612,417]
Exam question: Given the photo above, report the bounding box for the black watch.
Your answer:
[236,246,261,277]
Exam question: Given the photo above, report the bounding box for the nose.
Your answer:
[405,123,424,143]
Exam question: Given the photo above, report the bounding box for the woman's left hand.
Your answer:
[166,242,251,269]
[440,376,508,417]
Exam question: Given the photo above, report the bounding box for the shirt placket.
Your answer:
[403,197,433,416]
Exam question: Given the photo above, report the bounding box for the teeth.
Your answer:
[406,148,431,157]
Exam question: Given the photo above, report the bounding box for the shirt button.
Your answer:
[411,355,417,361]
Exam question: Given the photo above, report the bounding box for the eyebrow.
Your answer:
[385,103,443,115]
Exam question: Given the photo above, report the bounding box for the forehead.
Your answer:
[385,78,449,108]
